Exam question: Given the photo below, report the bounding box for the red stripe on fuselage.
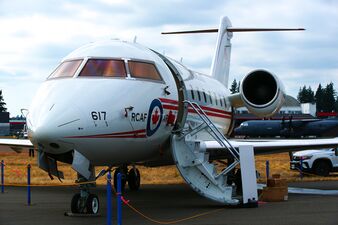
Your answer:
[162,104,178,110]
[160,98,232,116]
[187,109,232,119]
[65,129,146,139]
[162,104,232,119]
[159,98,178,105]
[199,105,232,115]
[72,134,147,139]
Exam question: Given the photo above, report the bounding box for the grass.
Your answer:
[1,151,337,186]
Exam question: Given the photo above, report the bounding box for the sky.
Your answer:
[0,0,337,116]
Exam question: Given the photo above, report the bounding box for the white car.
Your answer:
[290,148,338,176]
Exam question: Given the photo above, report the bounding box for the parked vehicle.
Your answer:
[290,147,338,176]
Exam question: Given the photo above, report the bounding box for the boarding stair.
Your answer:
[171,101,255,205]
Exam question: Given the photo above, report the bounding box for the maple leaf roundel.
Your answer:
[146,99,163,137]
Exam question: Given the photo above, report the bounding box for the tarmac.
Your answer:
[1,182,338,225]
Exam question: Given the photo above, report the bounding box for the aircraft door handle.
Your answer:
[163,86,171,95]
[124,106,134,117]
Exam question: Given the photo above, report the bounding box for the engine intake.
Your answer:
[239,69,285,117]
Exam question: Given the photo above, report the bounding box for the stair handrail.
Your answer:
[183,100,239,160]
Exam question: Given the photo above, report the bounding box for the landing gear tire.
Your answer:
[71,193,82,214]
[70,193,100,214]
[128,168,141,191]
[313,161,330,176]
[86,194,99,214]
[114,168,127,191]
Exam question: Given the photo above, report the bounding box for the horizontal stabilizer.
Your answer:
[162,28,305,35]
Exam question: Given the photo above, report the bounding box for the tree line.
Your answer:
[0,90,6,112]
[297,83,338,112]
[230,79,338,112]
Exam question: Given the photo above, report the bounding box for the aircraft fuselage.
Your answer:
[27,40,233,165]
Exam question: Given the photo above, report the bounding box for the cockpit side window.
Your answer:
[49,59,83,79]
[128,61,162,81]
[79,59,127,77]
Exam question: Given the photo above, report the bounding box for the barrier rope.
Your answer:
[2,166,227,225]
[109,183,225,225]
[1,161,333,224]
[122,200,223,225]
[0,160,100,187]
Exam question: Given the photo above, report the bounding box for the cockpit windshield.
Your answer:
[128,61,162,81]
[48,58,163,82]
[49,59,83,79]
[79,59,127,77]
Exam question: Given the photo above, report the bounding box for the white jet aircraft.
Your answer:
[1,16,338,214]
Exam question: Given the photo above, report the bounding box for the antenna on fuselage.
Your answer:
[161,16,305,88]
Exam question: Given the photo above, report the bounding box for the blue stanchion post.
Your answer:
[300,157,303,179]
[117,173,122,225]
[27,164,31,205]
[266,160,270,180]
[107,172,112,225]
[1,160,4,194]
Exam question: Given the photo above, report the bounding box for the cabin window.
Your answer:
[79,59,127,77]
[49,59,83,79]
[190,89,195,100]
[223,98,227,108]
[214,93,218,106]
[128,61,162,81]
[197,90,201,101]
[203,91,207,103]
[209,92,213,104]
[220,96,223,107]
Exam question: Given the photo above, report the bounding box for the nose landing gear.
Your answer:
[69,165,141,215]
[69,169,100,215]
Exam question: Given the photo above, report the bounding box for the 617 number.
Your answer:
[91,111,106,120]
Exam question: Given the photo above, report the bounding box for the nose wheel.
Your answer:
[86,194,100,214]
[71,193,100,214]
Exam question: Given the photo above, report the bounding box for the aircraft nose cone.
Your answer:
[28,103,84,154]
[234,127,242,135]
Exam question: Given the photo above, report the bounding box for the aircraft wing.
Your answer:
[0,139,34,153]
[205,138,338,155]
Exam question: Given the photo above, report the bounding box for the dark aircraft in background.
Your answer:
[234,117,338,138]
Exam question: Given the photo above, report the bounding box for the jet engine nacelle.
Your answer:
[240,69,285,117]
[229,69,285,118]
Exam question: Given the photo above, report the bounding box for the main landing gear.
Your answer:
[113,165,141,191]
[69,165,141,215]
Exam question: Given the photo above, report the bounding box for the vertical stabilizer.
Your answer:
[161,16,304,88]
[210,16,233,88]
